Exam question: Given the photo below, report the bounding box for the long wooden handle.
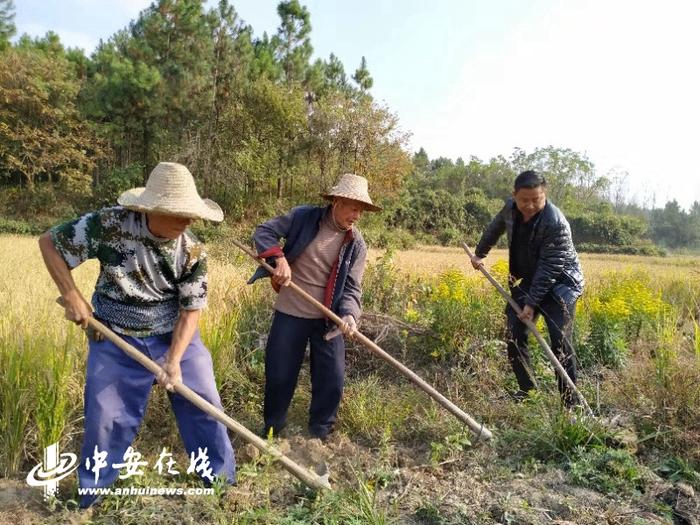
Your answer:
[461,243,593,417]
[234,239,493,440]
[57,298,331,490]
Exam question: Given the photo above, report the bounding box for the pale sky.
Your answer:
[14,0,700,209]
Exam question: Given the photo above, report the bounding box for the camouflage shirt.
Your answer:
[50,206,208,337]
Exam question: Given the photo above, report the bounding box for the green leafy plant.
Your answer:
[569,446,646,495]
[657,456,700,489]
[429,431,472,464]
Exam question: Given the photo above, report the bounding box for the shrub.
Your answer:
[0,184,78,223]
[569,213,647,247]
[0,217,44,235]
[577,271,672,368]
[362,251,417,318]
[92,164,143,208]
[363,226,417,250]
[422,269,502,360]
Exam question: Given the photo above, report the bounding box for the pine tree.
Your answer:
[352,56,373,92]
[0,0,15,51]
[275,0,312,86]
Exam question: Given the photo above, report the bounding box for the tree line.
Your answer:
[0,0,410,221]
[384,147,700,252]
[0,0,697,251]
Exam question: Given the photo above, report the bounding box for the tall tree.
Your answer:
[303,57,326,101]
[275,0,312,86]
[412,147,429,173]
[324,53,348,92]
[252,32,281,81]
[128,0,214,134]
[308,92,410,196]
[0,44,104,193]
[510,146,607,211]
[463,155,515,199]
[214,79,307,204]
[0,0,15,51]
[81,34,162,169]
[352,56,373,93]
[84,0,215,173]
[650,200,700,248]
[208,0,253,127]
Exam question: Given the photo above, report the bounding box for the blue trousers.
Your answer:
[264,311,345,439]
[77,330,235,507]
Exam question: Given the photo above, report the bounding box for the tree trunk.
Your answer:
[276,158,283,200]
[142,121,151,184]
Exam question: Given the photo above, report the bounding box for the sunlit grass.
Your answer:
[369,245,699,281]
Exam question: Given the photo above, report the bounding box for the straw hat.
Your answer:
[118,162,223,222]
[320,173,381,211]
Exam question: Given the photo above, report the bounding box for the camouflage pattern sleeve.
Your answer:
[177,246,208,311]
[49,211,102,269]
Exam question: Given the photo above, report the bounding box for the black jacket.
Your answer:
[475,198,584,306]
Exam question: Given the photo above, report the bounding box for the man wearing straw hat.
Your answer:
[249,173,380,441]
[38,162,235,507]
[470,170,585,407]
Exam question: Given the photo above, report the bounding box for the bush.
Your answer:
[362,251,418,318]
[577,271,672,368]
[436,226,464,246]
[421,268,503,360]
[0,217,44,235]
[381,187,503,247]
[92,165,143,208]
[0,185,78,223]
[362,226,417,250]
[570,213,647,246]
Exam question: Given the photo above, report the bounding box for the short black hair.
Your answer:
[514,170,547,190]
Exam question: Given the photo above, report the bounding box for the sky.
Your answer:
[14,0,700,209]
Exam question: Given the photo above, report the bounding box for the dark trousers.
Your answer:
[506,288,578,406]
[264,311,345,439]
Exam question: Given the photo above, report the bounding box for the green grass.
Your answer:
[569,446,647,495]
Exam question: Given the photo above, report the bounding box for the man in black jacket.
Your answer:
[471,170,584,406]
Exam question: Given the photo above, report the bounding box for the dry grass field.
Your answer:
[368,245,699,281]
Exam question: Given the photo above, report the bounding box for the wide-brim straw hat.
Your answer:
[118,162,223,222]
[320,173,381,212]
